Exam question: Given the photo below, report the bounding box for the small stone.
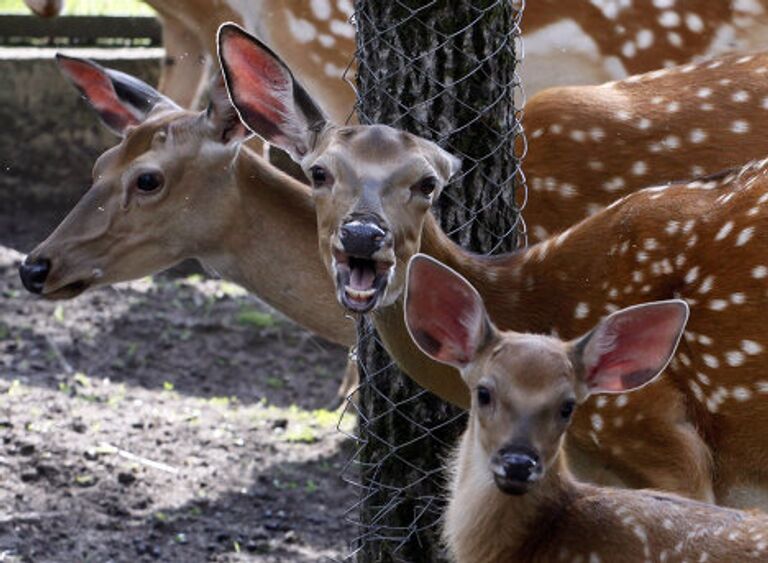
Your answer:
[271,419,288,430]
[71,420,87,434]
[20,469,39,482]
[118,472,137,486]
[18,443,35,456]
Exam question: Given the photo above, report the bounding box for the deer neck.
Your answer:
[371,213,604,408]
[446,419,578,562]
[422,211,632,337]
[198,146,354,347]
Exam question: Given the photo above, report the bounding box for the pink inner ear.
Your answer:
[221,32,293,142]
[59,58,139,132]
[405,258,485,368]
[584,304,685,393]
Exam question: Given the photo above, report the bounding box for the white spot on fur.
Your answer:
[689,129,708,143]
[575,302,590,319]
[736,226,755,246]
[709,299,728,311]
[731,119,750,133]
[726,350,746,366]
[715,221,734,240]
[702,354,719,368]
[658,10,680,27]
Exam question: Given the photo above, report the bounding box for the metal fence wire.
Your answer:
[337,1,527,560]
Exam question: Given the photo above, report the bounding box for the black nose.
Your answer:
[19,258,50,294]
[499,449,540,483]
[339,220,388,257]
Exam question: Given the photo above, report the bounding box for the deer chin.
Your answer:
[42,279,91,300]
[492,474,534,496]
[333,250,393,314]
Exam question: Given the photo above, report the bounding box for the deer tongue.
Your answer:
[349,261,376,290]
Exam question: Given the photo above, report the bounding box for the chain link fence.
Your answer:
[337,1,527,560]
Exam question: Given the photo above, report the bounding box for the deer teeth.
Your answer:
[345,286,376,300]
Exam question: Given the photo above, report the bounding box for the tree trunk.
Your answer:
[351,1,520,561]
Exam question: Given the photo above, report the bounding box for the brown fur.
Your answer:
[217,32,768,506]
[25,105,358,396]
[524,50,768,242]
[443,325,768,562]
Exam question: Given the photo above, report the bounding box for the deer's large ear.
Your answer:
[57,54,176,136]
[404,254,495,371]
[570,300,689,395]
[217,23,328,161]
[205,72,251,144]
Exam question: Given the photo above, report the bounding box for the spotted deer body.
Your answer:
[24,0,768,109]
[220,25,768,506]
[404,255,768,563]
[24,0,356,115]
[520,0,768,94]
[426,160,768,507]
[524,49,768,242]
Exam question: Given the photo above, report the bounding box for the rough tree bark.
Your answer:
[352,1,520,561]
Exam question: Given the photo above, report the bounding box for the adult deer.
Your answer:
[405,255,768,563]
[24,0,768,106]
[221,23,768,507]
[17,55,357,399]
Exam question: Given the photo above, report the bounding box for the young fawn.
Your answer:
[219,23,768,507]
[405,254,768,563]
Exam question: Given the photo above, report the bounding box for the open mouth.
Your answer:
[334,250,393,313]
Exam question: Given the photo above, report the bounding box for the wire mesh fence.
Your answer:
[338,1,527,560]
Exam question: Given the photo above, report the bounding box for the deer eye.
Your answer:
[414,176,438,197]
[560,399,576,420]
[309,165,331,187]
[476,386,492,407]
[135,172,164,192]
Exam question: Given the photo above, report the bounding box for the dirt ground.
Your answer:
[0,203,357,562]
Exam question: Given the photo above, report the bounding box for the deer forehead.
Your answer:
[317,125,425,166]
[114,112,197,165]
[473,335,575,398]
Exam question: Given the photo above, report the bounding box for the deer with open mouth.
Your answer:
[219,22,768,508]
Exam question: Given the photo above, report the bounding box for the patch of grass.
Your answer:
[208,396,231,408]
[236,308,277,328]
[265,376,284,389]
[284,425,318,444]
[74,474,96,487]
[73,372,91,387]
[53,304,65,323]
[0,322,9,340]
[7,379,22,397]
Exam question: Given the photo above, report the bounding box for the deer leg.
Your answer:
[331,347,359,410]
[156,11,208,109]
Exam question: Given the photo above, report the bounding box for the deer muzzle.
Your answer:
[491,445,542,495]
[332,217,394,313]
